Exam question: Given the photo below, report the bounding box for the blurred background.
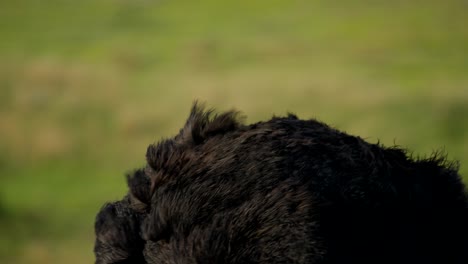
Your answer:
[1,0,467,263]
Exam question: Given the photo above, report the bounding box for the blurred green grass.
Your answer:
[1,0,467,263]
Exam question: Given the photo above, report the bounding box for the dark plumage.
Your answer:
[95,103,468,264]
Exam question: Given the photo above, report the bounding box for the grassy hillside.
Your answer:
[1,0,467,263]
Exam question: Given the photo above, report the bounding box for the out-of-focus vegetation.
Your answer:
[0,0,467,263]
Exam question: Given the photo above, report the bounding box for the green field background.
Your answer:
[1,0,467,263]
